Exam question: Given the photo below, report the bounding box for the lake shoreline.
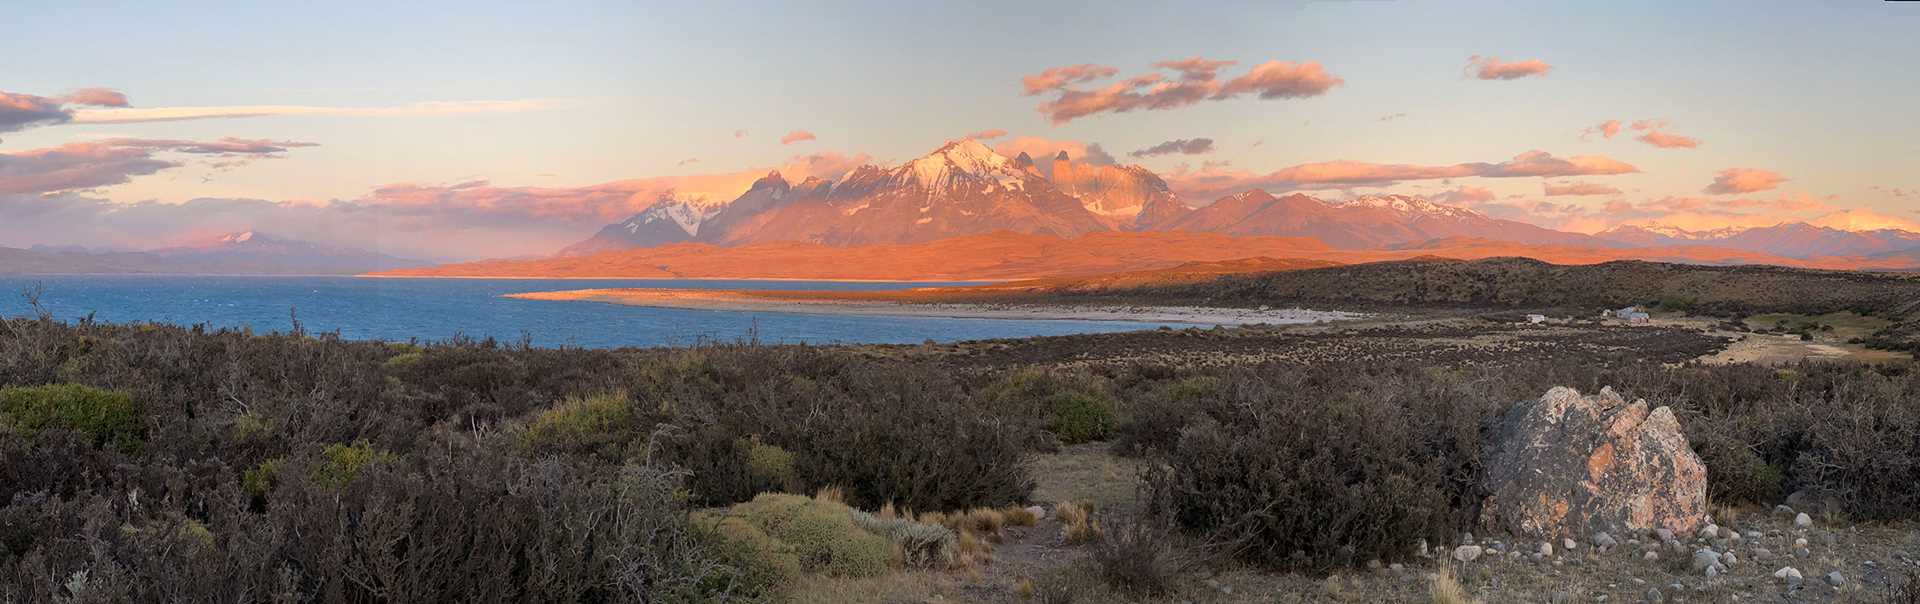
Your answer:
[504,288,1367,326]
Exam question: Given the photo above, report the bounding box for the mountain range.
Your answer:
[547,139,1920,271]
[0,231,421,275]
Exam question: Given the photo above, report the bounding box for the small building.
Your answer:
[1526,314,1548,324]
[1608,306,1651,324]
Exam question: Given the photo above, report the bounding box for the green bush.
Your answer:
[517,391,639,460]
[242,457,285,499]
[312,441,396,488]
[0,384,142,450]
[729,494,889,577]
[1047,392,1117,445]
[690,514,800,600]
[739,436,798,494]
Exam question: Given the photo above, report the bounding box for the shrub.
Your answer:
[517,391,639,460]
[1046,392,1116,445]
[0,384,142,450]
[311,440,396,488]
[1088,512,1194,597]
[741,436,798,494]
[242,457,285,500]
[730,494,890,577]
[690,514,801,599]
[848,509,957,568]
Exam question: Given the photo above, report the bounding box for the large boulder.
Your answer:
[1480,386,1707,539]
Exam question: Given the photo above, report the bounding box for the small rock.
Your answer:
[1692,548,1722,573]
[1795,547,1811,558]
[1540,542,1555,557]
[1794,537,1809,549]
[1390,563,1405,572]
[1643,551,1659,562]
[1706,564,1723,578]
[1826,571,1844,587]
[1656,528,1675,542]
[1564,537,1578,551]
[1462,532,1475,545]
[1025,505,1046,520]
[1774,504,1795,516]
[1794,512,1813,528]
[1594,532,1619,550]
[1701,524,1719,539]
[1645,587,1664,603]
[1366,559,1383,570]
[1453,545,1484,563]
[1722,552,1738,566]
[1417,538,1430,557]
[1774,566,1803,586]
[1754,547,1772,558]
[1220,585,1233,595]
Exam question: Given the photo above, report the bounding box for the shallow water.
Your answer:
[0,275,1179,348]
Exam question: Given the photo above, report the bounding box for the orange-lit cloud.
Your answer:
[965,128,1008,140]
[1466,55,1552,80]
[1637,131,1700,149]
[0,137,316,195]
[1026,58,1341,124]
[1,88,130,135]
[1544,181,1622,196]
[1129,138,1213,157]
[1703,168,1786,194]
[1581,120,1622,140]
[1020,64,1120,95]
[1166,150,1637,200]
[780,130,816,145]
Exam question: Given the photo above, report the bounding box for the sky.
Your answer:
[4,0,1917,260]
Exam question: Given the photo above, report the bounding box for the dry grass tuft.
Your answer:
[1014,576,1036,600]
[1429,566,1478,604]
[1057,502,1101,545]
[1002,505,1038,527]
[815,485,846,505]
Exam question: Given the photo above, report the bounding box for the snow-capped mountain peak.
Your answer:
[218,231,257,244]
[896,138,1025,191]
[1334,194,1484,219]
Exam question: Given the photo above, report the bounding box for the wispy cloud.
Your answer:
[965,128,1008,140]
[1129,138,1214,158]
[991,137,1115,166]
[70,99,553,124]
[1703,168,1786,194]
[779,130,816,145]
[1,88,130,135]
[1165,150,1637,200]
[1581,119,1622,140]
[1024,57,1342,124]
[1465,55,1552,80]
[1543,181,1623,196]
[0,137,316,195]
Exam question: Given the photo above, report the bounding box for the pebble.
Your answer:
[1025,505,1046,520]
[1644,587,1664,603]
[1722,551,1738,566]
[1563,537,1577,551]
[1754,547,1772,559]
[1794,512,1813,528]
[1692,548,1722,573]
[1462,532,1475,545]
[1701,524,1719,539]
[1643,551,1659,562]
[1453,545,1484,563]
[1794,537,1809,549]
[1539,542,1555,557]
[1774,504,1795,516]
[1826,571,1845,587]
[1594,532,1619,550]
[1389,563,1405,572]
[1656,528,1675,542]
[1774,566,1803,587]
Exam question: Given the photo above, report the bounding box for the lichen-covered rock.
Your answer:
[1480,386,1708,540]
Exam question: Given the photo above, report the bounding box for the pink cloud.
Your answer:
[0,138,316,195]
[1020,64,1120,95]
[779,130,816,145]
[1703,168,1786,194]
[1165,150,1637,200]
[1154,57,1237,81]
[965,128,1008,140]
[1582,120,1622,140]
[1027,58,1341,124]
[1435,186,1495,204]
[1543,181,1623,196]
[732,129,748,139]
[1636,130,1700,149]
[1,88,130,134]
[1466,55,1552,80]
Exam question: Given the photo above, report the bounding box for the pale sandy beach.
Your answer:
[505,288,1367,326]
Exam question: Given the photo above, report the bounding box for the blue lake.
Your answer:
[0,276,1173,348]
